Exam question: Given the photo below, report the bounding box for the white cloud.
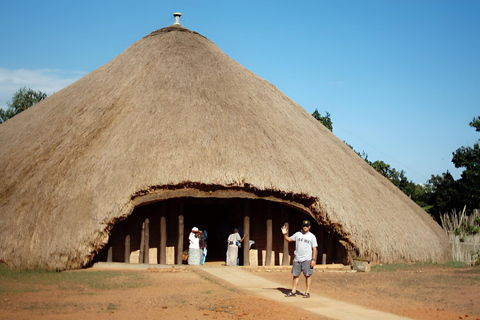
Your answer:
[0,68,86,109]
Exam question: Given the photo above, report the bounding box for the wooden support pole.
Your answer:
[331,235,337,264]
[243,213,250,266]
[124,234,131,263]
[317,226,325,259]
[107,246,113,263]
[176,207,184,265]
[266,219,273,266]
[325,231,334,264]
[281,206,290,266]
[144,218,150,264]
[139,221,145,264]
[283,222,290,266]
[159,215,167,264]
[336,239,343,264]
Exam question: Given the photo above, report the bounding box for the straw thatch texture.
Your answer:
[0,25,450,270]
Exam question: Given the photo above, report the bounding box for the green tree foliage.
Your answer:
[470,116,480,132]
[0,87,47,123]
[311,109,333,132]
[427,171,460,222]
[425,116,480,220]
[451,116,480,211]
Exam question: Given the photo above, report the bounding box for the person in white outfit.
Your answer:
[226,228,246,266]
[188,227,203,265]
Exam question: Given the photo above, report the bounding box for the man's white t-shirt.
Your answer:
[290,231,318,262]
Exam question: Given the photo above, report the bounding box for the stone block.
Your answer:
[353,259,371,272]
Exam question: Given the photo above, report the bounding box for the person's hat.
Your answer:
[302,220,311,227]
[192,227,199,232]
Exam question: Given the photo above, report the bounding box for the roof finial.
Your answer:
[173,12,182,25]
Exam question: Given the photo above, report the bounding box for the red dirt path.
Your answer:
[0,263,479,320]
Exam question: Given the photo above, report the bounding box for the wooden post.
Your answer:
[266,219,273,266]
[336,239,343,264]
[139,221,145,264]
[107,246,113,262]
[281,206,290,266]
[317,226,325,261]
[243,208,250,266]
[159,215,167,264]
[176,204,184,265]
[144,218,150,264]
[124,234,131,263]
[325,231,334,264]
[331,235,337,264]
[283,222,290,265]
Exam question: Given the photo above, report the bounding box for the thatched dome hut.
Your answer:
[0,23,450,270]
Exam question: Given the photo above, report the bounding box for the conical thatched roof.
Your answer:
[0,24,450,270]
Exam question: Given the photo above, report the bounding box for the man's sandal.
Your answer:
[285,292,296,297]
[303,293,310,298]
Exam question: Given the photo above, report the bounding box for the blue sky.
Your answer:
[1,0,478,184]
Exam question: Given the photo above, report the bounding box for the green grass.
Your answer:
[371,261,470,272]
[0,264,148,294]
[371,261,472,272]
[105,303,120,311]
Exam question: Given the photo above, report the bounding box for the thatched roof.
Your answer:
[0,24,450,270]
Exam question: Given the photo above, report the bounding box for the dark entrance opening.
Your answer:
[92,197,347,266]
[183,199,242,261]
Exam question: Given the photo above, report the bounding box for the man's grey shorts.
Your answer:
[291,260,314,277]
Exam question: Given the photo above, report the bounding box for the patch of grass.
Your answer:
[195,269,238,293]
[0,264,149,294]
[371,263,413,272]
[443,261,470,268]
[371,261,471,272]
[17,301,83,313]
[105,303,120,311]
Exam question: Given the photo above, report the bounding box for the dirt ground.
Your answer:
[258,263,480,320]
[0,263,479,320]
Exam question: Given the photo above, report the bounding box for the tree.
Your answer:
[451,116,480,210]
[424,116,480,219]
[427,171,460,221]
[0,87,47,123]
[470,116,480,132]
[311,109,333,132]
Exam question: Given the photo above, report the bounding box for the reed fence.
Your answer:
[441,208,480,265]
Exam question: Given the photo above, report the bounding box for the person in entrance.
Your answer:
[281,220,318,298]
[188,227,203,265]
[226,228,247,266]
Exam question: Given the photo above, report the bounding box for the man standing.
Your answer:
[281,219,318,298]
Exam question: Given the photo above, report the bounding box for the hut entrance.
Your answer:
[92,197,347,266]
